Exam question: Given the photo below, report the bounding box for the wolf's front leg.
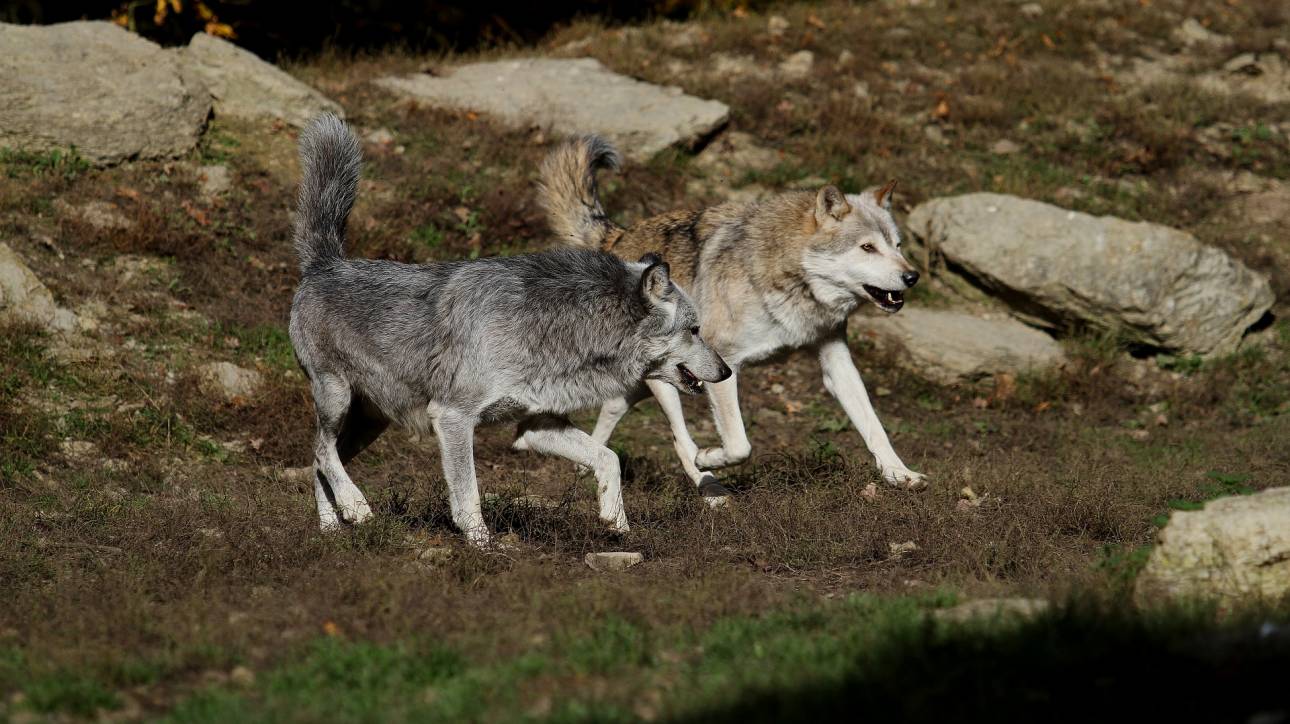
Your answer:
[694,371,753,470]
[432,411,490,546]
[515,415,629,533]
[817,335,926,489]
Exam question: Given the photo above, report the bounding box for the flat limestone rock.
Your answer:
[933,598,1050,624]
[180,33,343,128]
[375,58,729,161]
[852,307,1066,384]
[908,193,1273,355]
[0,21,210,165]
[1136,487,1290,608]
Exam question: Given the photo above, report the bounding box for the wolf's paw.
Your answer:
[604,516,631,535]
[336,497,374,525]
[881,466,927,490]
[697,474,732,509]
[463,526,493,549]
[695,445,749,469]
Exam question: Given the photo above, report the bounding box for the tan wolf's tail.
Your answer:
[538,135,622,248]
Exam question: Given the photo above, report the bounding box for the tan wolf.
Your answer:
[538,136,926,500]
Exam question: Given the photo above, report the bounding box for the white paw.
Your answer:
[463,526,492,548]
[335,496,373,525]
[318,514,342,533]
[881,466,927,490]
[605,516,631,534]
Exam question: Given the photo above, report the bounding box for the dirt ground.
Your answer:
[2,0,1289,720]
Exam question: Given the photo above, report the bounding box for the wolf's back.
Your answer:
[538,135,623,249]
[294,114,362,272]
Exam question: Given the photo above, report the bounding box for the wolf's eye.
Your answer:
[690,326,700,336]
[861,243,876,253]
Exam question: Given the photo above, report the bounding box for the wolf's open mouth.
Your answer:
[677,363,703,393]
[862,284,905,312]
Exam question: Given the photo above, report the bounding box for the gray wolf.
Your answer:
[288,115,730,545]
[539,135,924,499]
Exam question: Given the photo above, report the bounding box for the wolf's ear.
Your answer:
[873,179,898,211]
[815,185,852,225]
[639,257,672,305]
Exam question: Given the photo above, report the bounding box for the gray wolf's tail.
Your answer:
[538,135,622,248]
[294,113,362,272]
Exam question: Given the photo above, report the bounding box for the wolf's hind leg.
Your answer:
[432,411,489,546]
[516,415,629,533]
[311,375,373,526]
[695,372,753,470]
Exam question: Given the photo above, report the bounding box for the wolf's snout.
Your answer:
[715,359,733,383]
[901,270,920,288]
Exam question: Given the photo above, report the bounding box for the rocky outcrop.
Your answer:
[179,33,342,128]
[908,193,1273,355]
[0,21,210,165]
[375,58,728,161]
[1136,487,1290,607]
[852,308,1066,384]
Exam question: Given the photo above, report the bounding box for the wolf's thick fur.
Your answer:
[289,116,730,544]
[540,135,925,493]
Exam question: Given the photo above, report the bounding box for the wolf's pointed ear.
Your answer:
[639,257,672,305]
[815,185,852,225]
[873,179,898,210]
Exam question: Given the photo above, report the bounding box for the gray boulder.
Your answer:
[0,21,210,165]
[908,193,1273,355]
[0,243,78,333]
[852,308,1066,384]
[179,33,342,128]
[1137,487,1290,607]
[375,58,728,161]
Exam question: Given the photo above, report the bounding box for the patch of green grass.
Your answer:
[410,222,446,250]
[0,146,91,181]
[199,126,241,164]
[227,323,297,371]
[155,595,1290,723]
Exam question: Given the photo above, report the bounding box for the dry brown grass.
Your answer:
[2,0,1288,718]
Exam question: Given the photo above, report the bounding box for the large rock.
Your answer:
[908,193,1273,355]
[852,308,1066,384]
[1136,487,1290,607]
[375,58,729,161]
[0,21,210,165]
[179,33,342,128]
[0,243,78,333]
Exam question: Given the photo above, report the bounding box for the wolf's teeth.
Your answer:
[887,292,897,303]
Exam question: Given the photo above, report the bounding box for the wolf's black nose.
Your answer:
[717,360,733,382]
[902,271,920,288]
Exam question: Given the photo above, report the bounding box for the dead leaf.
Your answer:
[932,99,951,119]
[180,200,210,226]
[322,620,342,637]
[1041,33,1057,49]
[806,13,826,29]
[465,111,479,122]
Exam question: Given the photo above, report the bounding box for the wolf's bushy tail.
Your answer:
[294,113,362,272]
[538,135,622,248]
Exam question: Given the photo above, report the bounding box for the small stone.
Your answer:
[60,440,98,458]
[852,81,870,99]
[837,49,855,67]
[923,124,947,145]
[991,139,1021,155]
[888,541,919,557]
[198,361,263,401]
[196,164,231,198]
[364,127,395,146]
[767,15,790,36]
[778,50,815,79]
[585,551,644,572]
[417,545,453,565]
[1019,3,1043,18]
[229,665,255,687]
[54,199,135,231]
[860,483,878,500]
[934,597,1049,623]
